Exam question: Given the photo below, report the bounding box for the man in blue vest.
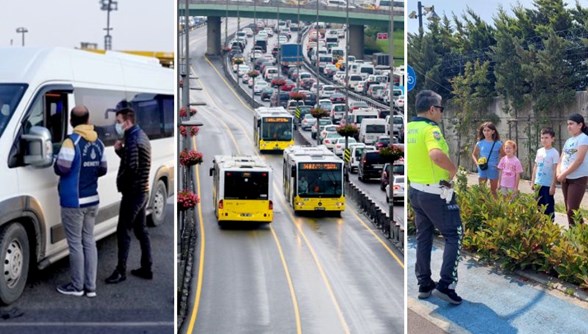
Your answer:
[54,105,107,297]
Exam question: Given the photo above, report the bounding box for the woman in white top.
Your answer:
[556,113,588,226]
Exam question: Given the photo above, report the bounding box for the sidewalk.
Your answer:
[407,239,588,333]
[407,174,588,333]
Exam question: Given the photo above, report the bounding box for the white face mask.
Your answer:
[115,123,124,138]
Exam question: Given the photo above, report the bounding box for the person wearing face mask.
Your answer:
[54,105,107,297]
[105,106,153,284]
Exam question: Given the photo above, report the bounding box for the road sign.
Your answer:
[407,65,416,92]
[343,148,351,162]
[376,32,388,40]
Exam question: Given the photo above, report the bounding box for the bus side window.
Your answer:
[291,166,296,178]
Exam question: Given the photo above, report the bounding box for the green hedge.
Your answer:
[408,168,588,288]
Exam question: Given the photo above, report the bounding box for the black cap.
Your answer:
[568,113,585,124]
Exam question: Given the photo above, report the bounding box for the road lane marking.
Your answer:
[272,183,351,334]
[186,138,206,334]
[192,107,302,334]
[349,208,404,268]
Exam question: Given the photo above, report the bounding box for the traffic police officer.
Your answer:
[407,90,463,305]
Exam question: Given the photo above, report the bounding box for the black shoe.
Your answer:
[433,286,462,305]
[417,281,436,299]
[105,270,126,284]
[131,267,153,280]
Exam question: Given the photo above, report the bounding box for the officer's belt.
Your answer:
[410,183,443,195]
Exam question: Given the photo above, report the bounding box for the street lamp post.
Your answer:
[99,0,118,50]
[344,0,350,151]
[408,1,438,35]
[225,0,229,48]
[296,0,301,90]
[16,27,28,47]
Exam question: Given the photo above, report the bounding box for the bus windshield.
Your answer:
[224,171,269,200]
[298,163,343,198]
[262,119,292,141]
[0,84,27,138]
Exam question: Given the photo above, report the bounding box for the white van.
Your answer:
[0,47,174,304]
[359,118,388,145]
[352,107,379,125]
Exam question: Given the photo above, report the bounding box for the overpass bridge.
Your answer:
[184,0,402,57]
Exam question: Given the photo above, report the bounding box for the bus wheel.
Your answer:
[0,223,29,305]
[148,180,168,227]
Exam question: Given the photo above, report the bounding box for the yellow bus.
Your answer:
[253,107,294,152]
[283,145,345,214]
[209,155,273,226]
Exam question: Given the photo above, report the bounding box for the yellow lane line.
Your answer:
[190,106,302,334]
[272,183,351,334]
[349,208,404,268]
[186,138,206,334]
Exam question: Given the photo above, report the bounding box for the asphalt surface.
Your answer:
[179,21,404,334]
[407,173,588,333]
[0,198,174,334]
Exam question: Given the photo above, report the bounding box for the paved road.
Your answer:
[179,21,404,334]
[0,198,174,334]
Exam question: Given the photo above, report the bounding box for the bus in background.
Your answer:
[253,107,294,152]
[283,145,345,214]
[0,47,173,304]
[209,155,273,227]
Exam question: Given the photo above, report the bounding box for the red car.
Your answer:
[329,92,346,104]
[280,80,296,91]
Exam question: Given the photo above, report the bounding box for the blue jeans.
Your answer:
[116,192,152,273]
[409,187,463,290]
[61,205,98,291]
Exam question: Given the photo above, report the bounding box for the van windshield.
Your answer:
[366,125,385,133]
[0,84,27,138]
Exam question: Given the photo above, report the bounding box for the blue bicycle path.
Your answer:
[407,238,588,333]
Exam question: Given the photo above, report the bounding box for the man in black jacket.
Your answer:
[106,107,153,284]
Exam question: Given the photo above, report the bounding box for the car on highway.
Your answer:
[380,160,405,190]
[329,92,346,104]
[375,135,392,150]
[311,118,333,139]
[322,132,343,150]
[347,144,375,174]
[300,113,317,131]
[254,80,270,94]
[320,124,339,141]
[237,64,250,77]
[358,150,386,182]
[260,87,275,101]
[332,137,358,156]
[330,103,346,124]
[316,98,333,112]
[242,27,254,37]
[350,100,369,111]
[386,175,405,204]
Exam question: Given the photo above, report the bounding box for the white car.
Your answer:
[348,145,375,173]
[237,64,250,77]
[320,124,339,141]
[300,114,317,131]
[322,132,343,150]
[253,80,270,94]
[332,137,358,156]
[386,175,405,204]
[311,118,333,139]
[242,27,253,37]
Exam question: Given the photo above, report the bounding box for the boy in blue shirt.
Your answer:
[530,128,559,221]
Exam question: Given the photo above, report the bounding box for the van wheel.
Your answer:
[148,180,168,227]
[0,223,29,305]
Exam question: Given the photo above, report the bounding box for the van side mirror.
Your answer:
[209,167,214,177]
[22,126,53,168]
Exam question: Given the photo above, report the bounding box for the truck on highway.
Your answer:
[280,43,303,66]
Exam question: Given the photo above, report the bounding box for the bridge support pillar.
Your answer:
[349,25,364,60]
[206,16,222,56]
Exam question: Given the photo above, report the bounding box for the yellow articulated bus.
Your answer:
[209,155,273,226]
[283,145,345,214]
[253,107,294,152]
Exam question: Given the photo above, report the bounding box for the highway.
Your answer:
[179,20,404,334]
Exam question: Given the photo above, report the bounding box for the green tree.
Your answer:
[450,60,492,167]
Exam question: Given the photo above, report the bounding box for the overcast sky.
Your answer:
[407,0,588,34]
[0,0,174,51]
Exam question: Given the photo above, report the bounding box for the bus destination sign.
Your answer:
[264,117,291,123]
[300,163,341,170]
